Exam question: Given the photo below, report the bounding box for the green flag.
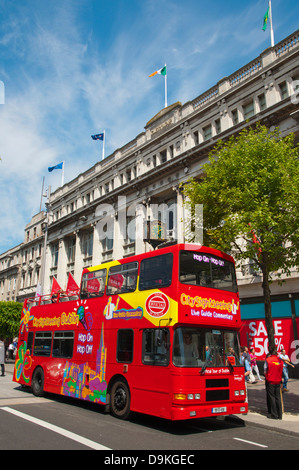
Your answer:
[263,6,269,31]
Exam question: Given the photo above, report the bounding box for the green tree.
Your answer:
[0,301,22,339]
[183,124,299,351]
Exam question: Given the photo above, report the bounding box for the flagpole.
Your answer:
[269,0,274,47]
[61,161,65,186]
[102,130,105,160]
[40,176,45,212]
[164,64,167,108]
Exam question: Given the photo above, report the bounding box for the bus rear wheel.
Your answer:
[31,367,45,397]
[110,379,131,420]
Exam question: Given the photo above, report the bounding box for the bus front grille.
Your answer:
[206,389,230,402]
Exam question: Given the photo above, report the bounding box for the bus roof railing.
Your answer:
[23,291,79,309]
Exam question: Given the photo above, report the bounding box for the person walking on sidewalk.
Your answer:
[0,340,5,377]
[250,348,263,381]
[264,347,284,419]
[279,348,295,392]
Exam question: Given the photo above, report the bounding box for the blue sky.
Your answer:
[0,0,298,254]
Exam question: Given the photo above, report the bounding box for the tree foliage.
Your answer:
[0,301,22,339]
[183,124,299,350]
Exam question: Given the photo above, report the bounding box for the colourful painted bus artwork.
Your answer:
[61,325,107,404]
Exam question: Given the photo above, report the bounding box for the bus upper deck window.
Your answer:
[81,269,107,298]
[139,253,173,291]
[107,262,138,295]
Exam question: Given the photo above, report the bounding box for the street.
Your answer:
[0,374,298,452]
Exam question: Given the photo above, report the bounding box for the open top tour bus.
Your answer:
[14,243,248,420]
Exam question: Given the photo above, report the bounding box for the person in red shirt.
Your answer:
[264,347,284,419]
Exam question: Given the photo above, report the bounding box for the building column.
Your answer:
[74,231,83,283]
[57,238,67,290]
[92,222,102,266]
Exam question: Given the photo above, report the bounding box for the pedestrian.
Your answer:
[264,347,284,419]
[0,340,5,377]
[279,348,295,392]
[240,346,256,383]
[250,348,263,381]
[8,342,15,360]
[240,347,255,383]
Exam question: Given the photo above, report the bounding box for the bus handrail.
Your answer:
[23,291,79,309]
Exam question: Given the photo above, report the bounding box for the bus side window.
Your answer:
[142,329,170,366]
[27,331,34,354]
[107,262,138,295]
[117,329,134,363]
[81,269,107,298]
[139,254,173,291]
[33,332,52,357]
[52,331,74,358]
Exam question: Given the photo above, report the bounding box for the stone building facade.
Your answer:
[44,30,299,300]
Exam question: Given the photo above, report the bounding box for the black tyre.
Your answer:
[110,379,131,420]
[31,367,45,397]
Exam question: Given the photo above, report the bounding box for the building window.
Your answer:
[258,93,266,111]
[160,150,167,163]
[231,109,239,125]
[82,231,93,258]
[243,100,255,119]
[215,118,221,134]
[101,223,114,253]
[279,81,288,100]
[51,243,59,268]
[126,169,131,182]
[203,124,212,141]
[67,237,76,263]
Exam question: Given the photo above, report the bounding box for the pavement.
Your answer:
[2,360,299,437]
[238,377,299,437]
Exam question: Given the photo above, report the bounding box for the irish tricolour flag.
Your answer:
[149,65,167,77]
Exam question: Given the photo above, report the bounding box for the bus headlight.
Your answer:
[174,393,186,400]
[174,393,201,401]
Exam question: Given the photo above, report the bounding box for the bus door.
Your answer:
[132,328,172,418]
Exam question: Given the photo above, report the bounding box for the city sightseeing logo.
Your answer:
[145,292,170,318]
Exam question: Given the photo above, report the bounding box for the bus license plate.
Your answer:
[212,407,227,414]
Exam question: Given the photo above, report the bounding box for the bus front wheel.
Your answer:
[31,367,45,397]
[110,379,131,420]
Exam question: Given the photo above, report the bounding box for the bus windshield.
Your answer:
[173,327,241,367]
[179,250,238,292]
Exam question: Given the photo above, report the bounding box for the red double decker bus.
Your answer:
[14,243,248,420]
